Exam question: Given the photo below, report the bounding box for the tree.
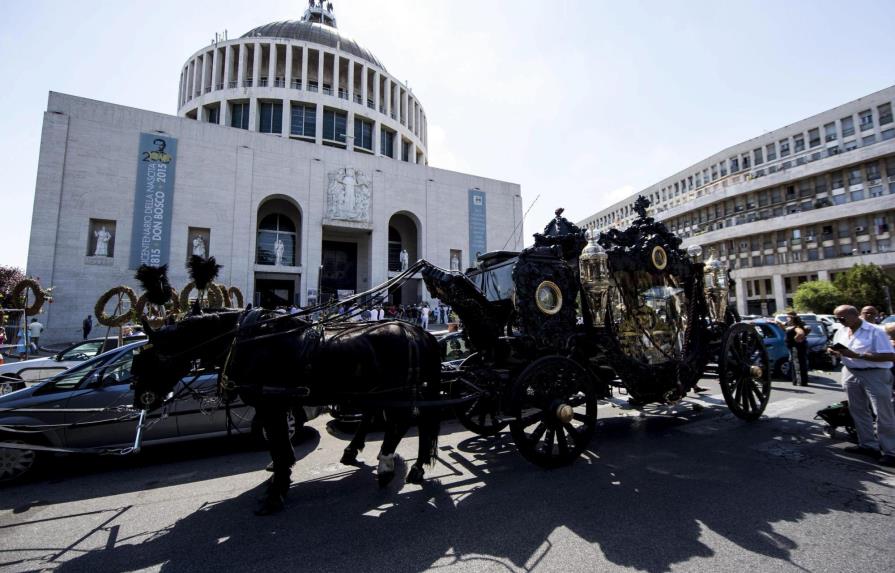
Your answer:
[793,280,844,314]
[0,265,26,302]
[833,263,895,312]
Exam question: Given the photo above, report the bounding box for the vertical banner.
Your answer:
[129,133,178,269]
[468,189,487,267]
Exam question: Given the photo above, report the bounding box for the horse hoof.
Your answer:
[406,465,425,485]
[340,448,359,465]
[378,471,395,488]
[254,495,285,516]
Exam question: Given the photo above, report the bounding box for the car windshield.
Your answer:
[58,340,107,361]
[47,342,145,390]
[803,323,826,336]
[754,324,777,339]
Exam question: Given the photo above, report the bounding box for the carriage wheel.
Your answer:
[452,374,508,436]
[509,355,598,468]
[719,322,771,421]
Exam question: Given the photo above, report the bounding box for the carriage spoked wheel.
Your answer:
[451,355,508,436]
[509,355,598,468]
[719,322,771,421]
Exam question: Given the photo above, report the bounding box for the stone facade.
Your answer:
[27,93,522,343]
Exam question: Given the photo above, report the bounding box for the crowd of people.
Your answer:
[331,302,454,330]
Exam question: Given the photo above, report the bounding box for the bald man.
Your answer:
[829,305,895,466]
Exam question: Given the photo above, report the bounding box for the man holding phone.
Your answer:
[829,305,895,466]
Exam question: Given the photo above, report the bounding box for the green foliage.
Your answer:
[0,265,26,303]
[833,263,895,311]
[793,281,844,314]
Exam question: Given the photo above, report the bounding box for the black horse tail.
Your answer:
[418,332,442,468]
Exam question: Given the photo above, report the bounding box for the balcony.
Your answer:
[290,79,302,90]
[228,80,238,88]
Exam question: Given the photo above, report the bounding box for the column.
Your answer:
[818,270,831,281]
[200,53,209,95]
[333,54,340,98]
[373,120,381,155]
[268,42,277,86]
[283,99,292,137]
[211,47,221,92]
[347,60,355,103]
[315,102,323,145]
[252,42,261,86]
[220,98,230,127]
[237,43,246,86]
[402,88,408,124]
[285,44,293,88]
[248,97,258,132]
[772,274,786,313]
[347,111,355,151]
[317,50,324,93]
[735,276,747,317]
[223,44,232,88]
[300,46,308,90]
[410,142,417,164]
[178,70,185,108]
[373,70,380,111]
[384,80,391,118]
[361,66,368,107]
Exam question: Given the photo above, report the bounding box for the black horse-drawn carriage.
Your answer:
[118,196,769,512]
[420,196,771,468]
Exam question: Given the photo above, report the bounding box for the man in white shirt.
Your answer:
[420,304,430,330]
[829,305,895,466]
[28,319,44,352]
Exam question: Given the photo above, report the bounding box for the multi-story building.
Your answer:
[580,85,895,316]
[26,2,522,343]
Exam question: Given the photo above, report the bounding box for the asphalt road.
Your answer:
[1,369,893,573]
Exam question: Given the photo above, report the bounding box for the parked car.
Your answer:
[0,340,321,483]
[0,335,147,394]
[881,315,895,325]
[747,320,791,378]
[815,314,842,334]
[803,320,838,370]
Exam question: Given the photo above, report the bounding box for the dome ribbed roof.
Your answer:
[241,21,386,71]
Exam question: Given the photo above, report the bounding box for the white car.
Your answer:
[0,336,146,394]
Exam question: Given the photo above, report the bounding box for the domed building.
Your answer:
[26,1,522,343]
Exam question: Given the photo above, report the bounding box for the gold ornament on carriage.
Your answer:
[534,281,563,315]
[650,245,668,270]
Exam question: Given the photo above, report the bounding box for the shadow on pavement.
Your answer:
[35,412,894,573]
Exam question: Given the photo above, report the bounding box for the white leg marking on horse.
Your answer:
[378,453,395,474]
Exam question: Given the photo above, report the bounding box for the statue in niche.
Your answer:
[192,235,207,258]
[326,168,371,222]
[274,237,285,266]
[399,249,409,271]
[94,226,112,257]
[450,252,460,271]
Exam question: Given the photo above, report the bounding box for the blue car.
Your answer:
[747,320,791,379]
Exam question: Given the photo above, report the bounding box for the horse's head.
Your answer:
[132,310,242,410]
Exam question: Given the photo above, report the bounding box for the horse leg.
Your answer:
[377,411,409,488]
[255,404,296,516]
[341,409,373,465]
[407,406,439,485]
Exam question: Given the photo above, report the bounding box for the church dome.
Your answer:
[241,20,387,72]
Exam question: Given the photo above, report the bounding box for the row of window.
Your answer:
[221,100,409,159]
[589,100,895,229]
[664,156,895,238]
[181,43,426,139]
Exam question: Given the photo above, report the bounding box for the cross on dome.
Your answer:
[304,0,337,28]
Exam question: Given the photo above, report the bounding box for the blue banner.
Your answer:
[129,133,177,269]
[468,189,487,266]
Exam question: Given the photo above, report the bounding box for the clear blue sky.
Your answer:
[1,0,893,270]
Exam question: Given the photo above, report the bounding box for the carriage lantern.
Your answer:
[702,248,729,320]
[579,230,610,318]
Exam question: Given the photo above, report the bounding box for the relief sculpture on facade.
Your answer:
[326,168,371,222]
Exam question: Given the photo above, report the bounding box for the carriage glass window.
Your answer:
[471,260,517,302]
[610,270,687,366]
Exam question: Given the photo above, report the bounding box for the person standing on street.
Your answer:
[860,306,880,324]
[420,304,430,330]
[28,318,43,352]
[778,311,809,386]
[829,305,895,467]
[82,315,93,339]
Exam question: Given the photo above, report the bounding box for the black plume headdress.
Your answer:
[187,255,222,290]
[135,264,171,305]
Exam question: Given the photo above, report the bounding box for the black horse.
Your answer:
[131,309,442,514]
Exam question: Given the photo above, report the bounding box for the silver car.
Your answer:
[0,341,316,483]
